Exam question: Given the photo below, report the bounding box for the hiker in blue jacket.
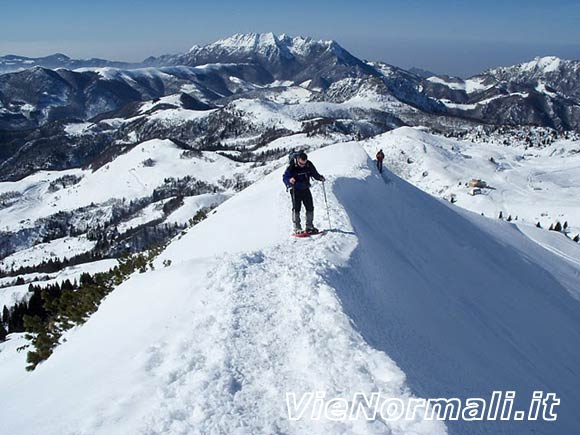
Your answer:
[283,151,325,234]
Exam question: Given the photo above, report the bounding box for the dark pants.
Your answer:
[290,188,314,229]
[377,159,383,173]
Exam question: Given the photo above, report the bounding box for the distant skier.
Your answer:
[376,149,385,173]
[283,151,325,235]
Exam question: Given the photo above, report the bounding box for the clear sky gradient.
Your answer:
[1,0,579,77]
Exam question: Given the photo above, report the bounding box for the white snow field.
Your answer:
[363,127,580,236]
[0,235,96,270]
[1,142,580,435]
[0,139,244,233]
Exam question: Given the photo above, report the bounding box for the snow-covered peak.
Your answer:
[522,55,562,73]
[192,32,278,51]
[476,55,580,100]
[186,32,296,63]
[189,32,282,54]
[188,32,344,59]
[279,34,336,55]
[487,55,579,78]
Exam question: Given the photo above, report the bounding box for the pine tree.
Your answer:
[573,234,580,243]
[507,215,512,222]
[0,322,7,341]
[2,305,9,325]
[536,222,542,228]
[8,303,25,332]
[554,221,562,232]
[27,288,45,319]
[498,211,503,219]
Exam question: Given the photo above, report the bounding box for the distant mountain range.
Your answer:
[1,32,579,181]
[0,53,135,74]
[1,33,579,132]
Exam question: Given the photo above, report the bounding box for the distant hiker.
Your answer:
[376,149,385,173]
[283,151,325,234]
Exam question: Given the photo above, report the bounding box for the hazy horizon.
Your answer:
[2,0,579,77]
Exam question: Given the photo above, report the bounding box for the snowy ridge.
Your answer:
[2,141,580,434]
[489,56,566,75]
[188,33,338,60]
[0,143,445,435]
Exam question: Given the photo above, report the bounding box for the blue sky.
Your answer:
[1,0,579,76]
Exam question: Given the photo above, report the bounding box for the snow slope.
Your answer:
[0,139,242,233]
[363,127,580,236]
[426,76,492,94]
[1,141,579,434]
[0,235,96,270]
[329,153,580,434]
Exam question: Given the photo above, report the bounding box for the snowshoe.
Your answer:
[292,228,325,238]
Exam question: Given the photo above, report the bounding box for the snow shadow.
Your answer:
[327,164,580,435]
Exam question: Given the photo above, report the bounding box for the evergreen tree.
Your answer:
[554,221,562,232]
[2,305,9,325]
[536,222,542,228]
[498,211,503,219]
[8,303,25,332]
[573,234,580,243]
[27,288,46,319]
[0,322,7,341]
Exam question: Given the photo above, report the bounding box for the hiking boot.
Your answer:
[294,227,304,235]
[306,227,319,234]
[306,210,314,230]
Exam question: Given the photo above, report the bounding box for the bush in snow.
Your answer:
[0,191,22,209]
[218,173,251,192]
[47,174,83,192]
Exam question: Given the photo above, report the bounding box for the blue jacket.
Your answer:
[283,161,324,190]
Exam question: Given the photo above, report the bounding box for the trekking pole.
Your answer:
[289,184,297,228]
[322,180,332,231]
